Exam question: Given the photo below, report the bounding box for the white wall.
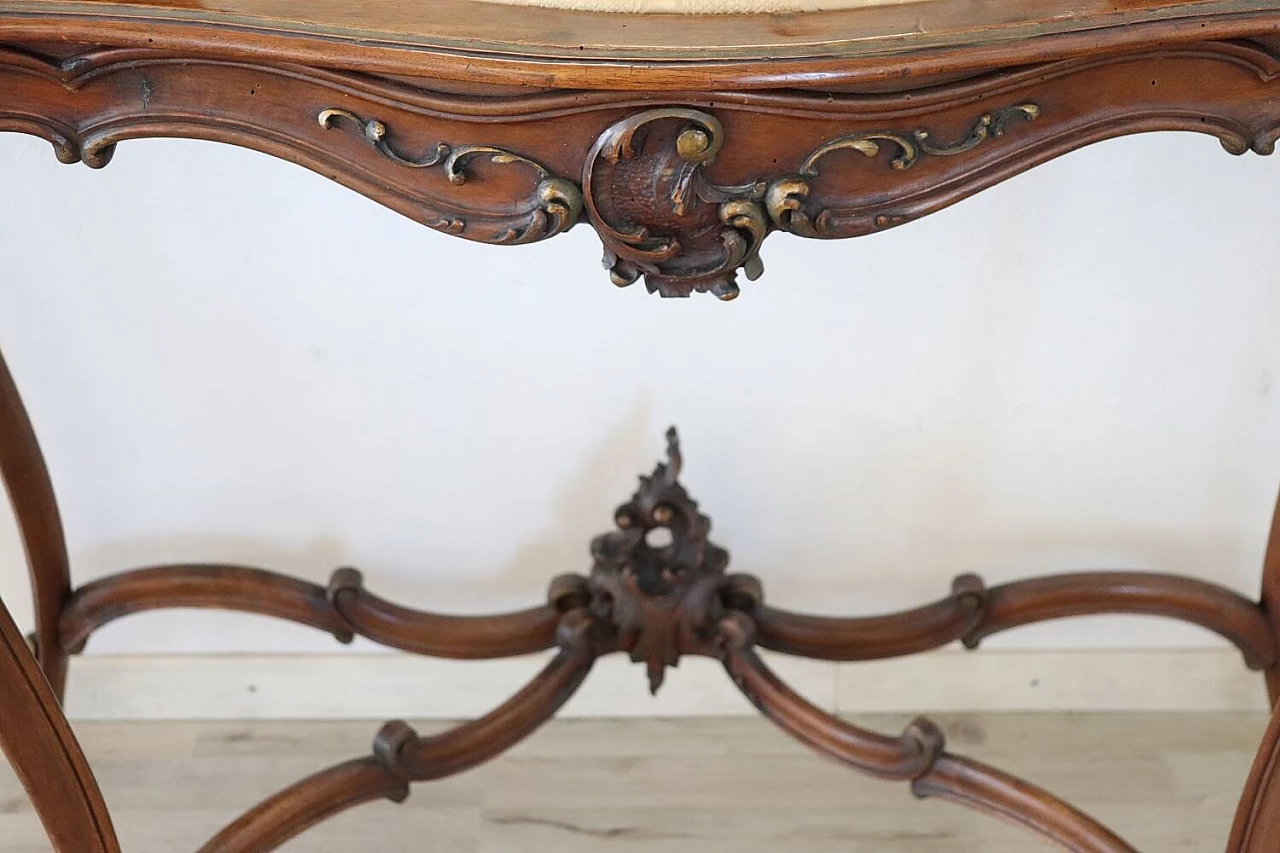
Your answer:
[1,129,1279,662]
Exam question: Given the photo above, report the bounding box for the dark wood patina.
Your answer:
[2,0,1280,848]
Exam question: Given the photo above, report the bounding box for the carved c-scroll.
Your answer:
[583,109,769,301]
[575,427,761,693]
[318,108,582,245]
[766,104,1041,239]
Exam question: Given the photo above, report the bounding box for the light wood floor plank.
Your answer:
[0,713,1268,851]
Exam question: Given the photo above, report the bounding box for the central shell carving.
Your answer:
[582,103,1040,299]
[583,109,768,301]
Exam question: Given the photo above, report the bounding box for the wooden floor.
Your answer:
[0,713,1270,851]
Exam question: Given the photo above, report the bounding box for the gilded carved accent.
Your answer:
[797,104,1040,175]
[317,108,582,244]
[584,104,1041,297]
[583,108,769,300]
[766,104,1040,239]
[317,108,450,169]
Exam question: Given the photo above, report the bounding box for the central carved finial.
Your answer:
[594,427,725,597]
[587,427,742,693]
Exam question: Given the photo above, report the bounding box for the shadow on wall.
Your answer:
[491,392,656,589]
[59,394,659,652]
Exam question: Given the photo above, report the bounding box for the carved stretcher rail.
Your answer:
[63,560,1277,675]
[42,438,1280,848]
[721,633,1138,852]
[755,570,1278,669]
[60,564,566,659]
[166,429,1249,853]
[42,430,1279,852]
[8,409,1280,850]
[59,565,353,652]
[70,556,1274,674]
[198,617,596,852]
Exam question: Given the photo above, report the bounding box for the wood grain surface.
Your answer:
[0,714,1269,851]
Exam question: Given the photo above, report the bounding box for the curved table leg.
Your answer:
[720,615,1138,853]
[1258,489,1280,705]
[196,610,596,853]
[0,590,119,852]
[1227,693,1280,852]
[0,346,72,700]
[0,425,1264,850]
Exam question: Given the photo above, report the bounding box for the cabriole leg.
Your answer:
[0,589,119,852]
[0,346,72,700]
[1258,488,1280,705]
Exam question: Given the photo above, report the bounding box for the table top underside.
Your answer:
[3,0,1277,62]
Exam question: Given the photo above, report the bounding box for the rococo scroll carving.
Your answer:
[568,427,761,693]
[583,104,1040,298]
[767,104,1040,238]
[583,109,769,300]
[5,39,1277,300]
[318,108,583,244]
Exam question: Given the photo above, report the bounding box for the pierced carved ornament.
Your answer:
[582,427,759,693]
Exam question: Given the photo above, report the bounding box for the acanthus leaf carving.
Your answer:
[766,103,1041,239]
[581,427,752,693]
[583,109,768,300]
[583,104,1041,297]
[318,108,582,245]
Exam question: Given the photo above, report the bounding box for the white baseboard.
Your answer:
[61,648,1270,721]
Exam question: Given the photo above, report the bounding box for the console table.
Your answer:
[2,0,1280,849]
